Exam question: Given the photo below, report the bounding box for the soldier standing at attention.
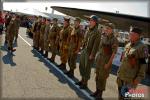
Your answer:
[32,16,38,49]
[91,23,118,99]
[65,17,82,78]
[43,18,51,58]
[39,17,46,55]
[48,18,61,62]
[75,15,101,89]
[58,17,72,71]
[117,27,148,100]
[34,16,42,51]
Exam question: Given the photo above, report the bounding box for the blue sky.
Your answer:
[3,1,149,17]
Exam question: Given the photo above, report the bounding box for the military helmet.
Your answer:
[38,16,42,18]
[89,15,98,23]
[47,18,51,21]
[131,27,142,35]
[105,23,115,29]
[75,17,81,22]
[53,18,58,21]
[64,16,70,22]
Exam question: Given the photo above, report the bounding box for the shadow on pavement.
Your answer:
[2,51,16,67]
[31,49,92,99]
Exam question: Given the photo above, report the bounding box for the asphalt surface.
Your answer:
[0,27,149,100]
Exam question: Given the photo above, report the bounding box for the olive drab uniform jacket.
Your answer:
[39,23,46,49]
[40,23,46,38]
[83,26,101,57]
[59,25,72,64]
[16,18,20,32]
[96,33,118,77]
[117,41,148,84]
[69,26,82,53]
[48,24,61,45]
[44,23,51,51]
[79,26,101,80]
[59,26,72,51]
[7,18,18,39]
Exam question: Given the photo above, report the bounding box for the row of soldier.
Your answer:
[2,12,148,100]
[31,14,148,100]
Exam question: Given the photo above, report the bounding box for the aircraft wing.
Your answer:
[51,6,150,38]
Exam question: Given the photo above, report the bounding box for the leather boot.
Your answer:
[90,88,100,97]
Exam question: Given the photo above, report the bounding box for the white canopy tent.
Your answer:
[16,8,49,18]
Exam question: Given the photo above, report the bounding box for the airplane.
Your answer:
[51,6,150,38]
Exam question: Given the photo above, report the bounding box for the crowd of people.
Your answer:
[1,11,149,100]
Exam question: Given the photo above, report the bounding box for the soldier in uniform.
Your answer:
[48,18,61,62]
[39,17,46,55]
[58,17,72,71]
[34,16,42,51]
[65,17,82,78]
[117,27,148,100]
[43,18,51,58]
[90,23,119,99]
[75,15,101,89]
[7,14,18,52]
[4,13,12,44]
[14,15,21,42]
[32,16,38,49]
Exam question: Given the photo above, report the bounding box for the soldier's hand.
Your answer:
[104,64,110,70]
[133,79,139,85]
[75,50,79,54]
[89,54,94,60]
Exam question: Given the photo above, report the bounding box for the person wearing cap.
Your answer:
[48,18,61,61]
[117,27,148,100]
[75,15,101,89]
[43,18,51,58]
[90,23,119,99]
[33,16,42,51]
[39,17,46,55]
[65,17,83,78]
[57,17,72,71]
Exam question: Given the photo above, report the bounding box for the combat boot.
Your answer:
[95,91,103,100]
[59,63,66,71]
[75,79,83,86]
[5,40,8,44]
[90,88,100,97]
[50,55,55,62]
[40,49,44,55]
[10,47,16,52]
[44,51,48,58]
[49,57,55,62]
[66,69,74,78]
[80,79,88,89]
[57,63,63,68]
[8,47,11,51]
